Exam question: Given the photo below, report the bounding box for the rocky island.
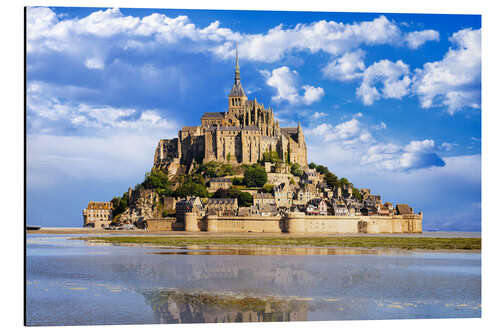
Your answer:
[83,51,422,234]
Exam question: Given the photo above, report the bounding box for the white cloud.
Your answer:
[361,139,445,171]
[373,121,387,130]
[261,66,324,105]
[27,8,440,67]
[356,59,411,105]
[404,139,435,153]
[412,28,481,114]
[440,142,458,151]
[27,81,177,134]
[405,29,439,49]
[84,57,105,70]
[311,112,327,119]
[307,117,445,172]
[302,85,325,105]
[306,118,373,145]
[322,50,366,81]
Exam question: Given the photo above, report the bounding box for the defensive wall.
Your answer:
[145,218,183,231]
[184,212,423,234]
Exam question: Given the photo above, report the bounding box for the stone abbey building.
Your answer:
[153,50,307,175]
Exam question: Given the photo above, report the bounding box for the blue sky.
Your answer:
[26,7,481,230]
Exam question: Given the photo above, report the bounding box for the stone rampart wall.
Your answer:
[145,218,177,231]
[183,212,423,233]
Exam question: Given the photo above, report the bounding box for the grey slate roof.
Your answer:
[202,112,226,118]
[210,178,232,183]
[229,81,246,97]
[242,126,260,131]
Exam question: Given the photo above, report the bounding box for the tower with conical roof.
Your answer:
[228,45,247,116]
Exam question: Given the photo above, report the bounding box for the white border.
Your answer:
[3,1,499,332]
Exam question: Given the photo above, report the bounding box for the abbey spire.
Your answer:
[229,45,246,98]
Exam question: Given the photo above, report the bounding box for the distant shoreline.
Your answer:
[26,227,481,238]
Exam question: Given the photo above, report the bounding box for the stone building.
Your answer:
[253,192,275,206]
[205,198,238,216]
[82,201,113,228]
[208,178,233,192]
[274,183,293,208]
[153,49,308,174]
[176,197,204,224]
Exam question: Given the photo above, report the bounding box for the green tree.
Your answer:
[232,177,244,186]
[142,169,171,191]
[261,184,274,193]
[316,165,329,174]
[173,182,209,198]
[324,172,338,188]
[220,164,234,176]
[308,162,317,170]
[238,191,253,207]
[261,151,280,164]
[352,187,363,201]
[243,164,268,187]
[290,163,303,177]
[213,187,253,207]
[339,177,350,186]
[111,191,129,217]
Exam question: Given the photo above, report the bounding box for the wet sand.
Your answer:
[27,227,481,238]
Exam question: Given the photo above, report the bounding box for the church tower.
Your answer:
[228,46,247,118]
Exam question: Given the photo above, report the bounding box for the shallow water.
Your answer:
[26,234,481,326]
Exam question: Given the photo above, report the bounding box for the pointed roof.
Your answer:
[229,45,246,97]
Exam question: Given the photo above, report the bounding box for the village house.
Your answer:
[307,198,328,216]
[301,168,319,185]
[342,183,353,198]
[273,183,293,208]
[253,192,275,206]
[238,205,258,216]
[293,184,317,205]
[396,204,414,215]
[331,199,349,216]
[82,201,113,228]
[208,178,233,192]
[256,203,279,216]
[204,198,238,216]
[176,197,204,224]
[361,204,377,216]
[377,203,390,216]
[384,202,395,215]
[267,172,292,186]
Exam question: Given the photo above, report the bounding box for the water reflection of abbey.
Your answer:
[112,255,318,290]
[143,289,308,324]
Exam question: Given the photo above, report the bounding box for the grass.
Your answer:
[76,236,481,251]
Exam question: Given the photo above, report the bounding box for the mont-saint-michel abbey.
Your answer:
[83,50,422,234]
[153,50,307,175]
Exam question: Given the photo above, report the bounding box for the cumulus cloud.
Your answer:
[27,81,177,135]
[356,59,411,105]
[306,117,445,172]
[412,28,481,113]
[405,29,439,49]
[261,66,324,105]
[306,118,374,145]
[322,50,366,81]
[27,7,441,66]
[361,139,445,171]
[311,111,327,119]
